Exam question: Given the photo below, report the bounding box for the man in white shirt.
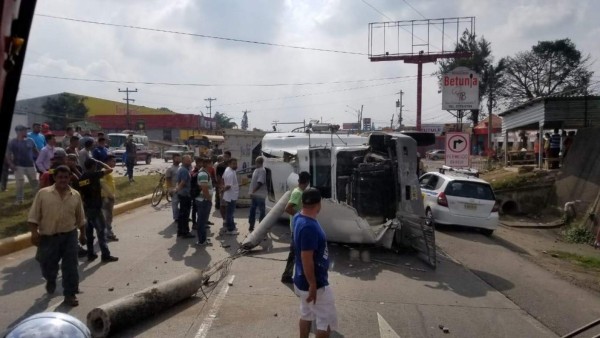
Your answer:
[36,134,57,173]
[248,156,267,232]
[221,158,239,235]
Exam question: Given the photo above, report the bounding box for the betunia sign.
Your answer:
[441,67,480,110]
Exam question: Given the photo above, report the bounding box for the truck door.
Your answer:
[309,149,332,199]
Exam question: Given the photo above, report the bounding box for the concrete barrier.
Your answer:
[0,194,153,257]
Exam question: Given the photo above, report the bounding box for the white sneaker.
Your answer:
[225,230,239,235]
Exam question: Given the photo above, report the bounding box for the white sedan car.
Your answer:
[419,171,499,236]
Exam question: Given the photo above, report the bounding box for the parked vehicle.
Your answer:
[419,167,499,236]
[163,145,194,162]
[111,143,153,164]
[426,149,445,160]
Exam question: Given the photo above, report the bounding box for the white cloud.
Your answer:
[17,0,600,131]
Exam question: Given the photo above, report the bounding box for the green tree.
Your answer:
[500,38,593,107]
[213,111,237,129]
[438,31,503,125]
[42,93,88,130]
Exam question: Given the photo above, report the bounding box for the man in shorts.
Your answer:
[293,188,338,338]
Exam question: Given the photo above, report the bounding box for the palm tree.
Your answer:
[214,112,237,129]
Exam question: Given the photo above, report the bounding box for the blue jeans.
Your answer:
[248,196,266,229]
[195,199,212,243]
[85,208,111,258]
[177,195,192,235]
[225,200,237,231]
[171,193,179,221]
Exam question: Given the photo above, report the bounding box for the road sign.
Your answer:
[445,132,470,167]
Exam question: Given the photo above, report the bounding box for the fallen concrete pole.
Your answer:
[86,259,231,338]
[241,190,291,250]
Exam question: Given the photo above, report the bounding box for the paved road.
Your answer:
[436,225,600,337]
[0,203,561,337]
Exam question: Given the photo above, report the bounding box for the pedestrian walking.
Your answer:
[101,155,118,241]
[7,125,39,205]
[27,165,86,306]
[65,136,80,156]
[78,139,94,169]
[214,155,224,209]
[194,157,214,247]
[38,148,68,189]
[27,123,46,165]
[92,137,109,163]
[293,188,337,338]
[79,158,118,262]
[175,155,195,238]
[35,134,57,174]
[217,151,232,216]
[1,145,10,192]
[61,127,75,149]
[281,171,311,284]
[124,134,137,183]
[221,157,239,235]
[549,128,561,168]
[165,154,181,222]
[248,156,267,233]
[190,156,203,230]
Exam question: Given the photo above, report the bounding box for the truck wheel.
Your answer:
[146,156,152,164]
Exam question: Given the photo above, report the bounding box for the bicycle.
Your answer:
[151,171,172,206]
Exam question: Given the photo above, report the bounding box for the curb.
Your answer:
[0,194,153,257]
[500,219,564,229]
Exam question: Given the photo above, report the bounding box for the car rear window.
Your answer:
[444,181,495,200]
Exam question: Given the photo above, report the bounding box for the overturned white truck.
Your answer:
[242,127,437,267]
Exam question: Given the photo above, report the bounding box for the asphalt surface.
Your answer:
[0,198,569,337]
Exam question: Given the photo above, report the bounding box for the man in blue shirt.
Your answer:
[27,123,46,153]
[293,188,338,338]
[92,137,109,163]
[8,125,39,204]
[175,155,195,238]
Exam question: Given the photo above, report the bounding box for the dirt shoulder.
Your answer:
[495,222,600,294]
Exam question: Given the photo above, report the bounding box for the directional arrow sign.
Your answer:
[445,132,470,167]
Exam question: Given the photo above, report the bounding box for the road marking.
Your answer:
[194,275,234,338]
[378,312,401,338]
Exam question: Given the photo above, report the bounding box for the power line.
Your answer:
[22,73,425,87]
[36,14,365,56]
[361,0,393,21]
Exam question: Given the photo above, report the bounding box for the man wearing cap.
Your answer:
[8,125,39,205]
[28,165,86,307]
[36,134,57,174]
[39,148,68,189]
[27,123,46,153]
[281,171,311,284]
[124,134,137,183]
[294,187,337,338]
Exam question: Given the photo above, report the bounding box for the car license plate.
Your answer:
[464,203,477,210]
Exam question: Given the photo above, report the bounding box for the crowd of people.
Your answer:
[4,123,124,307]
[4,124,338,335]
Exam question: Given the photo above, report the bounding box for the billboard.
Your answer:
[421,124,444,136]
[362,118,372,131]
[342,122,360,130]
[442,67,480,110]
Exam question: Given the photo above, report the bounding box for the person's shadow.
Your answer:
[0,257,44,296]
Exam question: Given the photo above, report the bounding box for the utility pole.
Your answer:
[390,114,394,129]
[396,90,404,129]
[204,97,217,118]
[359,105,363,133]
[119,88,137,130]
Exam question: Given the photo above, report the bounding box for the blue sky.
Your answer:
[18,0,600,131]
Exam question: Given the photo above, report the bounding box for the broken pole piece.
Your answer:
[86,270,206,338]
[242,190,291,250]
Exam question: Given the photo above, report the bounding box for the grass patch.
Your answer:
[484,170,550,191]
[548,250,600,270]
[0,174,159,239]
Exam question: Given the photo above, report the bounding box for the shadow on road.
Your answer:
[328,243,515,298]
[435,224,530,255]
